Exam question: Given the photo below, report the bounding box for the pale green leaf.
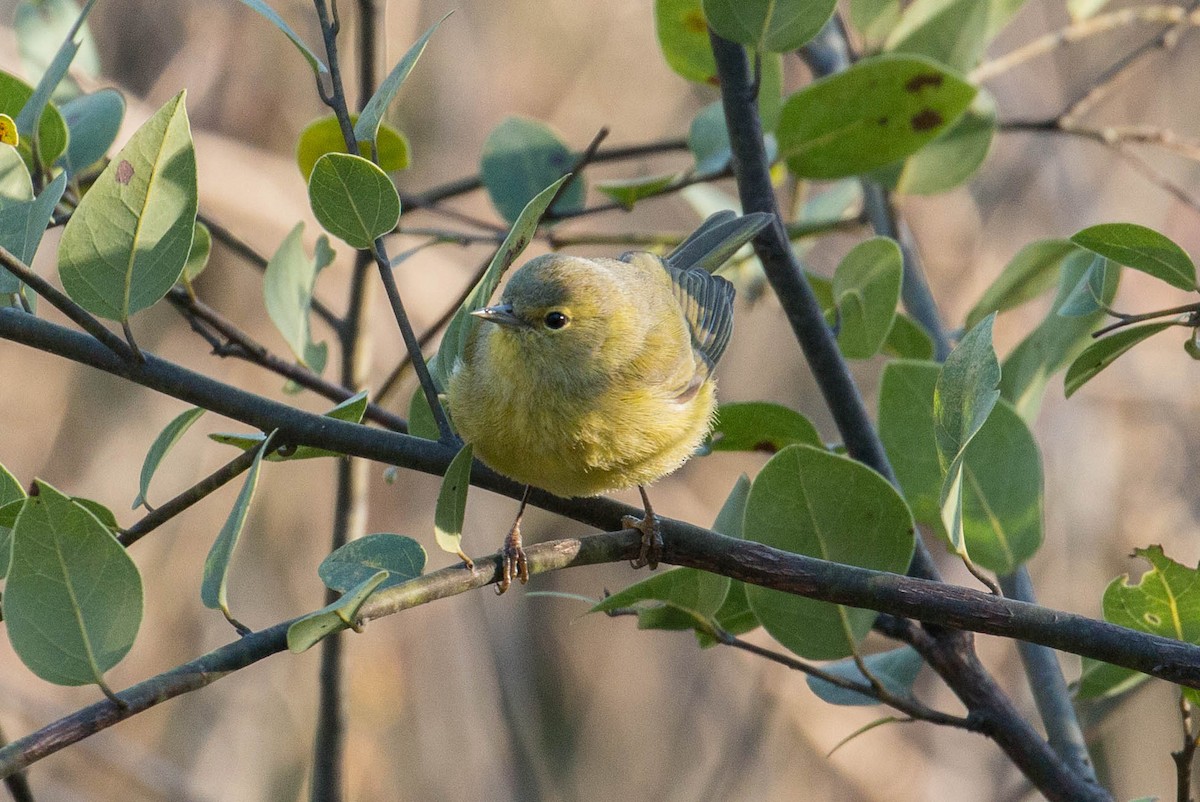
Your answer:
[14,0,96,151]
[833,236,903,358]
[703,0,836,52]
[208,392,367,461]
[0,144,32,201]
[850,0,902,48]
[1064,321,1176,398]
[58,90,197,321]
[479,117,584,224]
[0,171,65,293]
[354,13,451,144]
[308,152,401,249]
[1068,0,1110,21]
[318,533,426,593]
[595,173,678,210]
[434,444,473,558]
[264,222,334,369]
[201,434,273,627]
[287,570,388,653]
[5,480,142,686]
[134,407,205,510]
[884,0,990,72]
[881,314,935,360]
[744,445,914,660]
[58,88,125,175]
[1071,222,1196,291]
[15,0,101,90]
[777,55,976,179]
[1056,254,1109,317]
[934,313,1000,471]
[965,239,1081,330]
[236,0,328,75]
[182,220,212,284]
[1075,657,1147,701]
[807,646,924,705]
[0,463,27,579]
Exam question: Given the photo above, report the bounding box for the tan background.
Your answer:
[1,0,1199,799]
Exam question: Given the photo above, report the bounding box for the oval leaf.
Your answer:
[319,533,426,593]
[703,0,836,52]
[1064,321,1176,398]
[134,407,205,510]
[296,113,410,181]
[807,646,924,706]
[833,236,903,358]
[1071,222,1196,291]
[264,222,335,368]
[182,220,213,284]
[434,444,473,559]
[1104,546,1200,643]
[58,90,198,321]
[777,55,976,179]
[480,117,584,224]
[308,152,401,249]
[5,480,143,686]
[708,401,822,453]
[744,445,915,660]
[655,0,717,84]
[58,87,125,175]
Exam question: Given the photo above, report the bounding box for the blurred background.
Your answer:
[1,0,1199,799]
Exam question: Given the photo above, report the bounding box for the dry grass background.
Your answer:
[1,0,1200,799]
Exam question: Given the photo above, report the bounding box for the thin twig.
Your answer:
[1092,302,1200,337]
[1174,694,1197,802]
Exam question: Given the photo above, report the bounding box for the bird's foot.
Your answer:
[496,523,529,595]
[623,511,662,570]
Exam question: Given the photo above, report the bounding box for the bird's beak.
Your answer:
[470,303,529,328]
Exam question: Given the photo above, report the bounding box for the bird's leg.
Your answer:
[623,485,663,570]
[496,485,532,595]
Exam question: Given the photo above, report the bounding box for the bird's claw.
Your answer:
[496,531,529,595]
[623,513,662,570]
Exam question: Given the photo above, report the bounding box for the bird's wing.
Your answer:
[664,211,772,275]
[665,263,736,372]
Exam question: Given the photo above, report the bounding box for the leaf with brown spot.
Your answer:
[115,160,133,184]
[910,109,943,131]
[904,73,943,93]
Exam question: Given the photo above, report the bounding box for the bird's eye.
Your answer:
[544,311,569,330]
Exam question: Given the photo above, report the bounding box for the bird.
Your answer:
[447,211,772,593]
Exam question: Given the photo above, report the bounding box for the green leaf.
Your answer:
[1000,250,1120,420]
[5,480,142,686]
[807,646,924,705]
[655,0,718,84]
[880,360,1043,572]
[934,314,1000,472]
[354,13,450,145]
[433,175,570,390]
[0,171,66,293]
[871,89,996,196]
[1071,222,1196,291]
[182,220,212,284]
[58,88,126,175]
[407,385,440,441]
[480,117,584,224]
[15,0,101,92]
[0,463,27,579]
[882,314,935,359]
[71,496,118,532]
[884,0,989,72]
[318,532,426,593]
[1104,546,1200,645]
[134,407,205,510]
[264,222,335,370]
[592,475,749,633]
[287,570,388,653]
[965,239,1081,330]
[1064,321,1176,399]
[833,236,903,358]
[14,0,96,152]
[702,0,836,52]
[707,401,822,453]
[58,90,197,321]
[201,435,273,628]
[1075,657,1148,701]
[0,70,69,173]
[688,102,731,176]
[434,444,473,559]
[935,314,1000,556]
[296,113,410,181]
[777,55,976,179]
[850,0,902,47]
[595,173,677,210]
[209,392,368,461]
[0,144,32,201]
[1056,254,1110,317]
[744,445,914,660]
[235,0,328,75]
[308,152,401,249]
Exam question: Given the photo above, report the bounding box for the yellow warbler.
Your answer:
[448,211,770,592]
